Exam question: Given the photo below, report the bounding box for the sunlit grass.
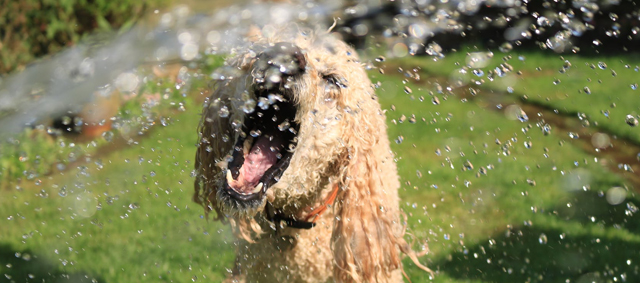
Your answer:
[399,48,640,144]
[2,52,639,283]
[1,109,235,282]
[373,68,639,282]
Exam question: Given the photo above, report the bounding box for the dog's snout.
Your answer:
[254,42,306,82]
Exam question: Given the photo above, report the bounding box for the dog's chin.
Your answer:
[216,160,292,216]
[215,182,268,216]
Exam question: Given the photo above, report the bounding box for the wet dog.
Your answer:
[194,27,432,282]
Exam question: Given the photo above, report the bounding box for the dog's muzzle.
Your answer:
[252,42,306,90]
[221,42,304,206]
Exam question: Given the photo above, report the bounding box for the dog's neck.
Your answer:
[262,183,339,232]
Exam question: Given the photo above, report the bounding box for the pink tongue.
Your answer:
[229,135,282,193]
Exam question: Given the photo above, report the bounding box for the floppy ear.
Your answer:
[193,80,235,221]
[331,148,404,282]
[331,138,433,282]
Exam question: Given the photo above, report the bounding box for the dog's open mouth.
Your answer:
[223,97,299,201]
[221,42,305,203]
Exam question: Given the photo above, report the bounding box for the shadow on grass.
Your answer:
[433,191,640,282]
[0,244,102,283]
[555,190,640,235]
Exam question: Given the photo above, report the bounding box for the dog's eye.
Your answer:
[323,75,347,90]
[322,75,341,97]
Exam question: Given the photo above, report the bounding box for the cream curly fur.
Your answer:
[194,26,432,282]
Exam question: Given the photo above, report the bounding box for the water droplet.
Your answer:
[237,97,254,112]
[537,16,550,26]
[257,97,270,110]
[278,121,290,131]
[517,111,529,122]
[463,160,474,170]
[597,62,607,70]
[58,187,67,197]
[61,116,72,126]
[499,42,513,52]
[538,233,548,244]
[606,187,626,205]
[250,130,261,137]
[180,42,199,61]
[114,72,140,93]
[102,131,114,142]
[218,106,229,118]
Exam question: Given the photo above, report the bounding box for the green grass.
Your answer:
[397,47,640,144]
[1,0,173,73]
[2,52,640,282]
[372,68,639,282]
[1,109,236,282]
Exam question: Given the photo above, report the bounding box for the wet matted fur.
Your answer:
[194,27,432,282]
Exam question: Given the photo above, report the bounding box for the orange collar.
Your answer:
[304,183,340,223]
[265,183,340,230]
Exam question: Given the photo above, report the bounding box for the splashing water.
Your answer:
[0,2,335,134]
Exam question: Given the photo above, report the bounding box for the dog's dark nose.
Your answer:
[253,42,306,85]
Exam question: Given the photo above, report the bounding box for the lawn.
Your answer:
[397,47,640,145]
[1,48,639,283]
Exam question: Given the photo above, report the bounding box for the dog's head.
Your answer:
[194,31,375,217]
[194,29,434,281]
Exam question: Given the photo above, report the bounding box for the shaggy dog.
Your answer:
[194,27,432,282]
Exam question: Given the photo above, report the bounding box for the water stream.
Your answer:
[0,1,336,134]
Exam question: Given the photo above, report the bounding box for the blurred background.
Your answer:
[1,0,640,282]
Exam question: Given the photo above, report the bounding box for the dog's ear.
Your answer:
[194,80,235,221]
[331,147,406,282]
[331,135,432,282]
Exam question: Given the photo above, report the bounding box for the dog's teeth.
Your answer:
[252,183,263,193]
[243,136,254,155]
[226,170,234,183]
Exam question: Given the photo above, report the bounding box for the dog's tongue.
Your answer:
[230,135,282,192]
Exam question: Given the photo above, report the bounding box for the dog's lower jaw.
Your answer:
[215,178,268,218]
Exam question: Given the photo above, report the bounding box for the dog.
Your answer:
[194,26,432,282]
